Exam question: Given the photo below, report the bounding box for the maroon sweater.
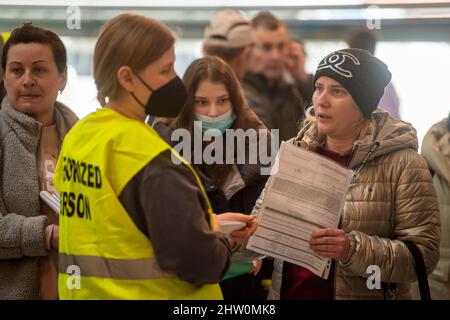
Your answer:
[280,146,350,300]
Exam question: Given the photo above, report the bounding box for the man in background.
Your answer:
[284,38,314,103]
[243,11,305,142]
[203,9,254,80]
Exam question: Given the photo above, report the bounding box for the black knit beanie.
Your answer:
[313,48,392,119]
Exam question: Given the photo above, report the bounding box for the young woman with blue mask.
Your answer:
[194,107,237,139]
[153,56,273,300]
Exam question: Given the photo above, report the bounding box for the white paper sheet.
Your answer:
[247,141,353,279]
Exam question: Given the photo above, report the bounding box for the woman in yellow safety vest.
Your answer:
[54,13,256,300]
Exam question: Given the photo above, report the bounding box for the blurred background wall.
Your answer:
[1,0,450,145]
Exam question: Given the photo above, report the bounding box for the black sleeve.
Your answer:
[119,150,231,285]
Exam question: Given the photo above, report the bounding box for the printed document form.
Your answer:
[247,142,353,279]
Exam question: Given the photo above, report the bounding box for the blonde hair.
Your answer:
[93,13,175,106]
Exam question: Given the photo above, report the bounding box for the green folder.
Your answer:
[222,261,253,280]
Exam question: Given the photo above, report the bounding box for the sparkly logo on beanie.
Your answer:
[316,51,360,78]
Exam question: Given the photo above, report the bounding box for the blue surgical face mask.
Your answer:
[194,109,237,138]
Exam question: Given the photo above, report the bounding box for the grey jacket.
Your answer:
[421,117,450,299]
[0,98,78,299]
[248,110,440,299]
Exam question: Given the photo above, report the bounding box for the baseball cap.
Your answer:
[204,10,254,48]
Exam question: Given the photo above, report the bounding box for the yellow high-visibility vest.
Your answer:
[54,108,223,300]
[1,32,10,42]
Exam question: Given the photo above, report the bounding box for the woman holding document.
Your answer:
[252,48,440,299]
[0,24,78,299]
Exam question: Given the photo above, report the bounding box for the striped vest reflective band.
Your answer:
[54,108,222,300]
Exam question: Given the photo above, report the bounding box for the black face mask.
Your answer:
[130,71,188,118]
